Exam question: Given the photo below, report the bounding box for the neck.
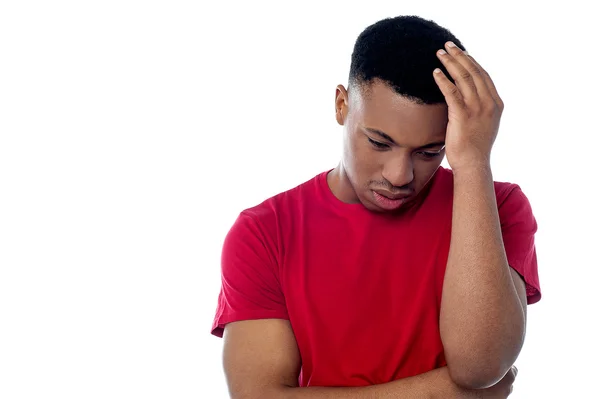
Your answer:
[327,163,360,204]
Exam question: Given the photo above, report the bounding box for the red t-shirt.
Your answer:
[211,167,541,387]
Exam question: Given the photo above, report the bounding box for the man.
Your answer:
[211,15,541,398]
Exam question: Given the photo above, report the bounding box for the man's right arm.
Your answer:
[222,319,514,399]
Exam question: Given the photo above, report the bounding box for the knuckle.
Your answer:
[483,100,497,114]
[448,85,461,97]
[459,70,471,80]
[470,67,483,76]
[468,103,482,115]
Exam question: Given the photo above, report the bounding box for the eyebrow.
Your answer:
[365,127,446,150]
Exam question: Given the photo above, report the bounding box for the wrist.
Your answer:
[427,367,459,399]
[451,162,493,181]
[420,367,461,399]
[448,151,492,175]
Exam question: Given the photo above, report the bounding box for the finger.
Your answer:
[505,366,517,385]
[465,53,504,110]
[508,366,518,396]
[444,42,493,103]
[436,45,479,106]
[433,67,466,113]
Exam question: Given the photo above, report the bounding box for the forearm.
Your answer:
[274,367,459,399]
[440,164,525,388]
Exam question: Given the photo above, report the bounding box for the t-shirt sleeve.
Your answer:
[497,185,541,304]
[211,211,288,338]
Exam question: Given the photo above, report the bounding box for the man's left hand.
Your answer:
[433,42,504,172]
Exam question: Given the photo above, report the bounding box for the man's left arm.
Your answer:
[433,42,537,390]
[441,165,528,389]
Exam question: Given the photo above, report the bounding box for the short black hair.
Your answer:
[349,15,466,104]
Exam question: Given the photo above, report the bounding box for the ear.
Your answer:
[335,84,349,126]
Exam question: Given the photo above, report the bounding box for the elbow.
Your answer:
[445,344,519,390]
[447,360,511,390]
[448,370,500,390]
[442,329,525,389]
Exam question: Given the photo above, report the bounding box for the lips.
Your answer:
[372,190,411,201]
[372,190,411,211]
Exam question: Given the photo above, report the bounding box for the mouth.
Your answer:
[371,190,411,211]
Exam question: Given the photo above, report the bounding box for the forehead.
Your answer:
[350,80,448,140]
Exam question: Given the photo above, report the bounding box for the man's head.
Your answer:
[332,15,466,212]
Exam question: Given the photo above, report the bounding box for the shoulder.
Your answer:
[494,181,531,217]
[438,167,533,209]
[493,180,528,205]
[435,168,535,225]
[491,179,537,234]
[237,170,329,229]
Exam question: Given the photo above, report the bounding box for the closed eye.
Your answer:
[416,150,443,159]
[368,137,389,150]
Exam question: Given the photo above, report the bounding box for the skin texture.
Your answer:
[224,319,517,399]
[222,41,527,398]
[329,79,448,212]
[433,42,527,388]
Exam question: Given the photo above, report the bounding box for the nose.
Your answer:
[382,155,414,188]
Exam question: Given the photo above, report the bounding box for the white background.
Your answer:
[1,1,598,398]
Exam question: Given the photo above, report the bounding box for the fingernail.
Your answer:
[438,49,446,55]
[446,41,456,48]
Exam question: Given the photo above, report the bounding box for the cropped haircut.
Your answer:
[349,15,466,104]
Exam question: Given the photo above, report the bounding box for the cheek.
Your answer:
[345,132,366,163]
[414,160,443,184]
[353,142,381,172]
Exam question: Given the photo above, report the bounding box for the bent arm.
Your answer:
[223,319,484,399]
[440,165,528,389]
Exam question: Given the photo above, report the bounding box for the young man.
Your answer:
[211,15,541,398]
